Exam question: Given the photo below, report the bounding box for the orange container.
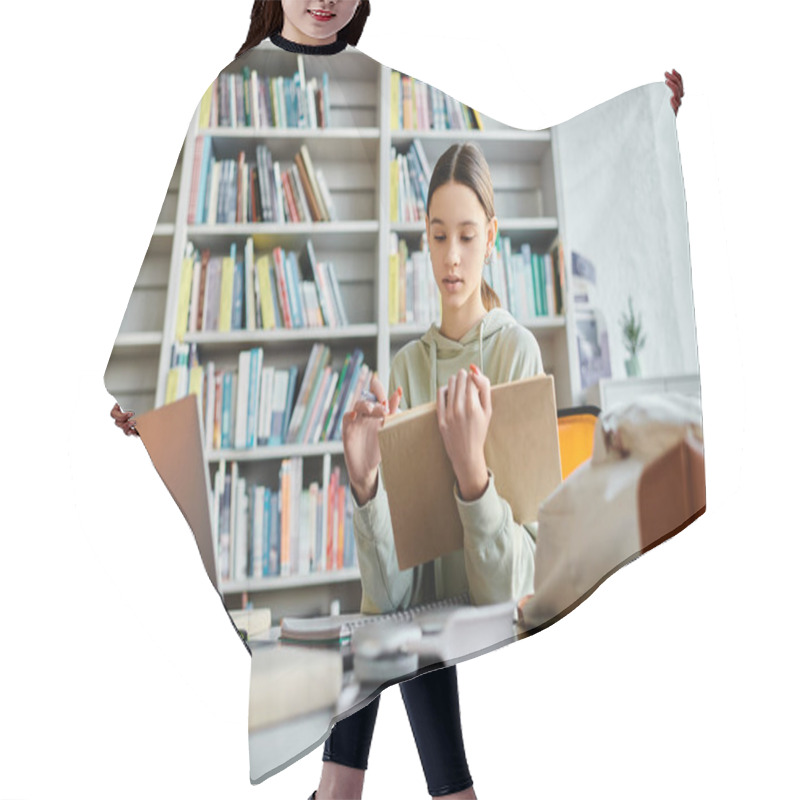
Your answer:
[557,408,600,480]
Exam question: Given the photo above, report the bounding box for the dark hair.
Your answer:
[236,0,371,59]
[426,142,502,311]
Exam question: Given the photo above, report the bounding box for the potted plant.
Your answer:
[619,295,646,377]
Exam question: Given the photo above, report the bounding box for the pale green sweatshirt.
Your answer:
[353,307,544,613]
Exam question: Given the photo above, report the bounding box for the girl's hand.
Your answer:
[665,69,684,115]
[342,373,402,505]
[437,365,491,502]
[111,402,139,437]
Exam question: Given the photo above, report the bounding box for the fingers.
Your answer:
[665,68,684,116]
[388,385,403,415]
[111,403,138,435]
[469,364,492,413]
[369,373,388,405]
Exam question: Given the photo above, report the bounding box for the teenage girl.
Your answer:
[313,139,546,800]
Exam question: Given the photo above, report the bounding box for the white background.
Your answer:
[1,1,798,798]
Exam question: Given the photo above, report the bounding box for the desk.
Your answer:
[248,605,522,783]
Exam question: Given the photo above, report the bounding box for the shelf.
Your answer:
[200,126,380,141]
[186,221,380,251]
[185,323,378,350]
[391,129,550,143]
[112,332,163,353]
[221,567,360,595]
[152,223,175,237]
[208,440,345,463]
[391,130,553,162]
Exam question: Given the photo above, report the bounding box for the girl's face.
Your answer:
[281,0,361,45]
[426,180,497,320]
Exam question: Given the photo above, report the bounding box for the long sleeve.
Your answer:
[352,469,416,613]
[456,470,537,605]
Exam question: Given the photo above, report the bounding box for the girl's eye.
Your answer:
[434,235,446,241]
[462,236,474,243]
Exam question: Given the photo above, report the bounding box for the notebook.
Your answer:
[377,374,562,570]
[134,394,220,593]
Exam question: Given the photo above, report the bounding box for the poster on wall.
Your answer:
[572,251,611,390]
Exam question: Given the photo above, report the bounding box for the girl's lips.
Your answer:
[308,9,335,21]
[443,277,463,293]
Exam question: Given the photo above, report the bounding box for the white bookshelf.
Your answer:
[105,147,183,413]
[109,43,580,617]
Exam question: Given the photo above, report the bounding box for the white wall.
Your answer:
[556,82,700,382]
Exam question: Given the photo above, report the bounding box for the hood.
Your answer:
[419,308,519,398]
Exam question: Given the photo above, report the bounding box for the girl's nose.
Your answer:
[446,242,460,266]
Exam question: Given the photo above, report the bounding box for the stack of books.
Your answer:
[187,141,336,225]
[390,70,484,131]
[390,139,432,223]
[214,458,356,582]
[198,56,331,129]
[174,238,348,340]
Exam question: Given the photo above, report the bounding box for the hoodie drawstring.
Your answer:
[479,318,485,373]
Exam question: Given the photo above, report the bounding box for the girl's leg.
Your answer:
[400,665,476,798]
[316,695,381,800]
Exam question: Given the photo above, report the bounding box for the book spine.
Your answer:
[218,256,235,332]
[233,350,250,449]
[257,365,274,447]
[174,255,194,341]
[256,255,276,330]
[246,348,263,449]
[327,261,348,325]
[272,248,294,328]
[220,371,233,449]
[282,366,299,443]
[269,369,288,446]
[244,237,256,331]
[231,258,244,330]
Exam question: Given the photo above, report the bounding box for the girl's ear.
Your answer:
[486,216,498,255]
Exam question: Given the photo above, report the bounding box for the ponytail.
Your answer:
[481,277,502,311]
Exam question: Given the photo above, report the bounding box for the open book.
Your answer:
[377,374,562,569]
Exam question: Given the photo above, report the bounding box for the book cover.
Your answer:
[377,375,562,570]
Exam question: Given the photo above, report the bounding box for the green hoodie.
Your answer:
[353,307,544,613]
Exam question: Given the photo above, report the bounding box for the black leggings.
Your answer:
[323,665,473,797]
